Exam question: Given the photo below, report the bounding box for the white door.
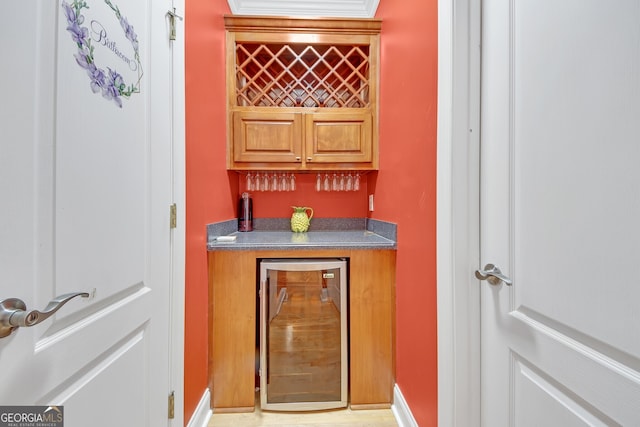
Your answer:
[0,0,180,426]
[480,0,640,425]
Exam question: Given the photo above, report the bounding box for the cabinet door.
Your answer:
[233,110,303,164]
[208,250,257,411]
[304,110,373,165]
[350,249,396,408]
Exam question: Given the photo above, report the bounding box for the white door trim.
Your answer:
[436,0,481,425]
[170,1,186,425]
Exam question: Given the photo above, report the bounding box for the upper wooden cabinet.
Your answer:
[225,15,381,171]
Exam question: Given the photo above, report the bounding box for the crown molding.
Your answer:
[226,0,380,18]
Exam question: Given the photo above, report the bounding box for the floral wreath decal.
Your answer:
[62,0,143,108]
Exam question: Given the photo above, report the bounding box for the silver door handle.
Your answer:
[475,264,512,286]
[0,292,89,338]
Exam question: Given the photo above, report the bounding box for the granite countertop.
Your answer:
[207,218,397,251]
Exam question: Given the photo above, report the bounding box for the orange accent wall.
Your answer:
[184,0,231,422]
[184,0,438,425]
[374,0,439,425]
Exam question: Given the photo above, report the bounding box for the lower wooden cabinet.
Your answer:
[208,248,396,412]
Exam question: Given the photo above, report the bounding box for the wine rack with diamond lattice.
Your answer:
[235,43,370,109]
[225,16,381,171]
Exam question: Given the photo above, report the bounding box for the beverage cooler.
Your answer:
[259,259,348,411]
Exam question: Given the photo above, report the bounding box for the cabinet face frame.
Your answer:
[225,16,381,171]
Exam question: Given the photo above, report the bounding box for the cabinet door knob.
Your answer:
[307,157,312,162]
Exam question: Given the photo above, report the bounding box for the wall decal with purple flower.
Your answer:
[61,0,143,108]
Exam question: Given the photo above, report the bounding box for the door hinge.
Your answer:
[170,203,177,229]
[168,391,175,419]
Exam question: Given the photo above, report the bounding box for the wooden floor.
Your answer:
[208,394,399,427]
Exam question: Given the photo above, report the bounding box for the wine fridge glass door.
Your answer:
[259,259,348,411]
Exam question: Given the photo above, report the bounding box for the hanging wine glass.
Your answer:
[316,173,322,192]
[339,173,345,191]
[332,173,339,191]
[262,172,269,191]
[346,173,353,191]
[354,173,360,191]
[323,173,331,192]
[290,173,296,191]
[246,172,253,191]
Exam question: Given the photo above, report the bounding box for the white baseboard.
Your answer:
[187,384,414,427]
[186,388,212,427]
[391,384,419,427]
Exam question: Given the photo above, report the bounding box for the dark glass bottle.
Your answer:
[238,192,253,232]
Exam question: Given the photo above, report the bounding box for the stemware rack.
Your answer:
[242,171,363,192]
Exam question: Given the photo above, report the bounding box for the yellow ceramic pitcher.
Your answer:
[290,206,313,232]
